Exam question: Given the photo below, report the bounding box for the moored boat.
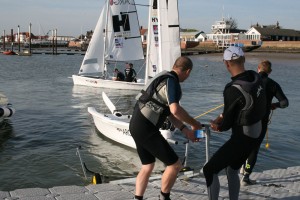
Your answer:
[17,49,32,56]
[87,0,182,148]
[88,92,175,149]
[3,50,16,55]
[0,92,15,124]
[72,0,145,90]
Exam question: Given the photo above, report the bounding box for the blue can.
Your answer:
[194,129,205,139]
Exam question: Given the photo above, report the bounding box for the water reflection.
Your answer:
[0,120,14,149]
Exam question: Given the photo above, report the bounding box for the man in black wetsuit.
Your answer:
[203,46,266,200]
[125,63,137,82]
[129,56,202,200]
[240,60,289,186]
[113,68,125,81]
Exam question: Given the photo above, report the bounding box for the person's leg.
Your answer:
[241,147,259,185]
[203,141,233,200]
[136,131,179,199]
[135,163,155,198]
[226,166,240,200]
[207,174,220,200]
[242,124,267,185]
[243,133,265,175]
[161,159,182,193]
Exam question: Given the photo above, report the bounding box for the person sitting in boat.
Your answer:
[113,68,125,81]
[124,63,137,82]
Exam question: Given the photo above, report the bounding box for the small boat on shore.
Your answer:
[3,50,16,55]
[181,41,200,49]
[17,49,32,56]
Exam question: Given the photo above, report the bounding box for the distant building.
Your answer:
[48,36,75,42]
[206,18,251,47]
[180,31,199,41]
[194,31,207,42]
[140,27,203,43]
[246,23,300,41]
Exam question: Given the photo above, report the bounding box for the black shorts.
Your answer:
[129,106,178,165]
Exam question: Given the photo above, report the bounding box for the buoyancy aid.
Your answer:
[136,71,179,127]
[228,70,266,138]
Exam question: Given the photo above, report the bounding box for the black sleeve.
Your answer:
[219,86,244,131]
[133,69,137,76]
[273,82,289,108]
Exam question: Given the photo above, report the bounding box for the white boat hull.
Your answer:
[72,75,145,91]
[88,107,174,149]
[1,92,15,123]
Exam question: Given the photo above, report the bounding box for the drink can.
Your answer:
[194,129,205,139]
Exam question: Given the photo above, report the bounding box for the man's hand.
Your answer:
[271,103,277,110]
[183,128,203,142]
[210,120,220,132]
[210,114,223,132]
[190,120,202,132]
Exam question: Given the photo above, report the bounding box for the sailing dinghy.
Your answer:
[87,0,182,149]
[0,92,15,124]
[88,92,175,149]
[72,0,145,90]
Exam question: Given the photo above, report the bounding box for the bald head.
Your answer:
[173,56,193,72]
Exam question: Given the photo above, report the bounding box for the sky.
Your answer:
[1,0,299,37]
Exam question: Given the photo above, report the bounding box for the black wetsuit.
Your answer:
[129,71,181,165]
[116,71,125,81]
[125,68,137,82]
[244,72,289,175]
[203,70,266,200]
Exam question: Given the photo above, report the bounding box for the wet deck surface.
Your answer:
[1,166,299,200]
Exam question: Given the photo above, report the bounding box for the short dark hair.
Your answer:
[258,60,272,73]
[173,56,193,71]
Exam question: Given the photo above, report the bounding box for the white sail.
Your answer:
[146,0,160,80]
[159,0,181,71]
[79,4,106,75]
[106,0,144,61]
[77,0,144,75]
[146,0,181,81]
[166,0,181,68]
[87,0,182,150]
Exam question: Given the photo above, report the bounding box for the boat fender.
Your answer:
[83,163,103,184]
[92,173,102,184]
[0,106,15,118]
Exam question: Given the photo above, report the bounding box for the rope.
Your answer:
[265,110,274,149]
[193,103,274,149]
[194,104,224,119]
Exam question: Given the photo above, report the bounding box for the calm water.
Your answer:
[0,51,299,191]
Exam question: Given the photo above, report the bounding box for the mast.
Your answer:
[103,0,110,75]
[18,25,20,52]
[145,0,154,83]
[10,29,14,51]
[3,30,5,51]
[157,0,163,71]
[29,23,32,54]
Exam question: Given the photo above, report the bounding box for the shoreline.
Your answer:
[1,46,300,56]
[1,165,299,199]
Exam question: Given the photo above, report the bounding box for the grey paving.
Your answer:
[1,166,300,200]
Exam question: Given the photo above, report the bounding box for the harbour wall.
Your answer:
[191,41,300,53]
